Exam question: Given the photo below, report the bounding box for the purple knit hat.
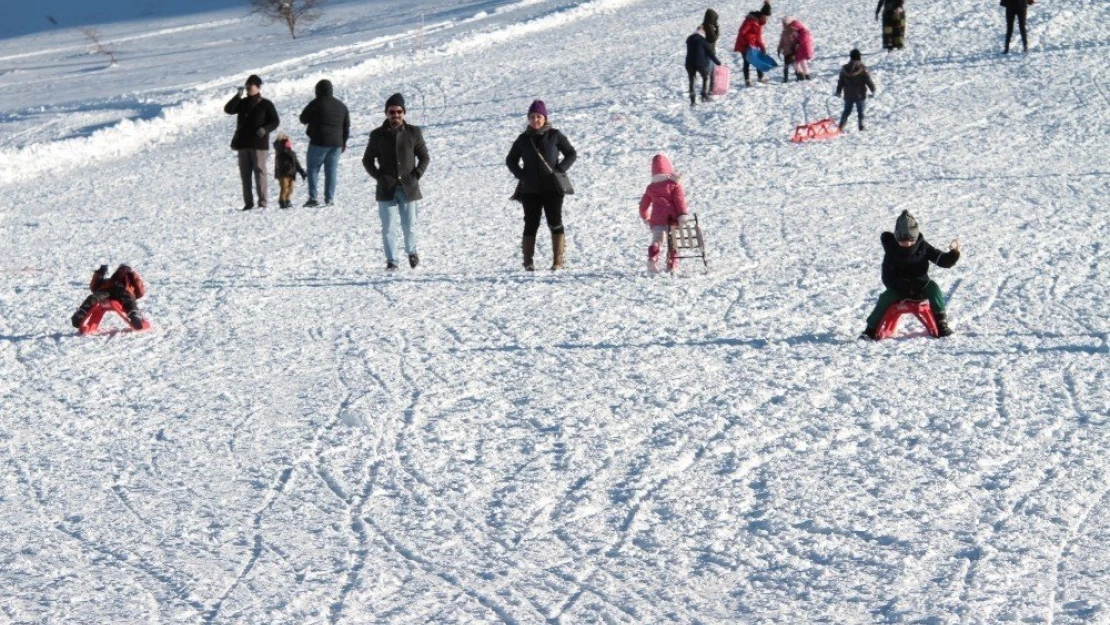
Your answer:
[527,100,548,118]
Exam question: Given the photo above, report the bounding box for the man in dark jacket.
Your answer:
[861,210,961,339]
[686,26,723,106]
[1001,0,1033,54]
[224,74,280,210]
[299,79,350,207]
[835,49,877,131]
[362,93,430,270]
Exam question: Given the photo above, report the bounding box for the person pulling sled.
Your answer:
[860,211,961,340]
[71,264,148,332]
[638,154,690,273]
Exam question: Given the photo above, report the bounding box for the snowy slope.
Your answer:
[2,0,1109,622]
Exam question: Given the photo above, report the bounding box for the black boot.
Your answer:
[71,309,88,329]
[859,326,879,341]
[128,311,145,330]
[934,311,953,337]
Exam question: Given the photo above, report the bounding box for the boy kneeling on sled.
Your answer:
[861,210,960,340]
[71,264,147,330]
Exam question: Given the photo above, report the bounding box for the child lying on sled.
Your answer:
[71,264,147,331]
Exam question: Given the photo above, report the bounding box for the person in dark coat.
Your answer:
[1001,0,1034,54]
[861,210,961,339]
[835,49,877,131]
[272,133,307,209]
[702,9,721,89]
[875,0,906,51]
[686,25,723,106]
[298,79,350,207]
[224,74,280,210]
[362,93,430,270]
[506,100,578,271]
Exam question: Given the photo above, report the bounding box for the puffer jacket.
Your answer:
[836,61,877,101]
[638,155,689,228]
[273,139,307,179]
[734,12,766,53]
[299,79,350,148]
[91,265,146,299]
[880,232,960,294]
[777,23,797,57]
[791,20,814,61]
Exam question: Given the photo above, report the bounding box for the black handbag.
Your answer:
[532,142,575,195]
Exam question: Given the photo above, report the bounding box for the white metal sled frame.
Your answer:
[666,213,708,273]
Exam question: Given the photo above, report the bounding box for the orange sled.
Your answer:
[875,300,939,340]
[77,300,151,335]
[791,118,841,143]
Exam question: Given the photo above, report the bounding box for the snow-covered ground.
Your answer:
[2,0,1109,622]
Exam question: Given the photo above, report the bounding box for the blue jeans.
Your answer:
[839,99,866,130]
[378,187,418,263]
[306,145,341,203]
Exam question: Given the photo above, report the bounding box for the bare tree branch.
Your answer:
[248,0,327,39]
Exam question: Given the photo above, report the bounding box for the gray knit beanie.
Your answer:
[894,210,920,241]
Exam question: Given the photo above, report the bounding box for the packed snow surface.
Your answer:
[2,0,1109,622]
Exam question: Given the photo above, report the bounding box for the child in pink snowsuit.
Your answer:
[638,154,689,273]
[784,17,814,80]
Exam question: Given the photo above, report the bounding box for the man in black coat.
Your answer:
[299,79,350,207]
[224,74,280,210]
[362,93,430,270]
[686,25,722,106]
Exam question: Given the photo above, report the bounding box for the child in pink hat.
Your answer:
[638,154,689,273]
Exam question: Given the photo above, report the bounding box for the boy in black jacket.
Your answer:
[861,210,961,340]
[273,133,307,209]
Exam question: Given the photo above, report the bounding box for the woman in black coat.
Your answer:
[1001,0,1033,54]
[506,100,577,271]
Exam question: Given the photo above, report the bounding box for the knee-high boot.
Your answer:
[550,231,565,270]
[522,236,536,271]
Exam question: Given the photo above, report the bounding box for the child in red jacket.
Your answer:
[71,264,147,330]
[638,154,690,273]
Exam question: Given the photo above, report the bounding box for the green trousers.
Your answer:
[865,281,945,329]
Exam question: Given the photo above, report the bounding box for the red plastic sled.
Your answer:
[77,300,151,335]
[791,118,841,143]
[875,300,939,340]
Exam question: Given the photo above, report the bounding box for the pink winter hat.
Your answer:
[651,154,675,177]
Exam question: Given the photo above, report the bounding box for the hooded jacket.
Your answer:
[362,120,430,201]
[273,139,307,179]
[506,124,577,196]
[734,12,767,53]
[90,265,146,300]
[789,20,814,61]
[686,31,723,72]
[299,80,351,148]
[702,9,720,49]
[836,61,877,101]
[638,155,689,228]
[224,93,280,151]
[777,20,798,57]
[880,232,960,294]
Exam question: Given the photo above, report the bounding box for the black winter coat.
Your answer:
[299,80,350,148]
[1001,0,1030,10]
[272,140,307,179]
[880,232,960,295]
[702,9,721,50]
[836,61,877,101]
[505,125,577,196]
[362,121,430,201]
[225,94,280,150]
[685,32,722,72]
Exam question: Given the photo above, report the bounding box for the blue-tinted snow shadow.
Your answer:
[449,333,847,354]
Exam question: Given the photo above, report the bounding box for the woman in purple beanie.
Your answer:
[506,100,578,271]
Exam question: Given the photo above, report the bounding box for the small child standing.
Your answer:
[861,210,961,340]
[71,264,147,330]
[835,49,877,131]
[638,154,690,273]
[777,16,797,82]
[787,17,814,80]
[273,133,307,209]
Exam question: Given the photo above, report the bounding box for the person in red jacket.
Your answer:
[71,265,147,330]
[734,2,772,86]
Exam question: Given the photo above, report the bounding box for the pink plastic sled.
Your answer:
[77,300,151,335]
[875,300,939,340]
[710,64,730,96]
[791,118,841,143]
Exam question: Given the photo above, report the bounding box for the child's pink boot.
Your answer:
[648,243,661,273]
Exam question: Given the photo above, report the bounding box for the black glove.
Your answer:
[237,86,245,98]
[255,127,266,137]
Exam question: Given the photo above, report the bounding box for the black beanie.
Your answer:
[246,74,263,87]
[759,2,772,16]
[385,92,406,113]
[850,48,862,61]
[894,210,920,242]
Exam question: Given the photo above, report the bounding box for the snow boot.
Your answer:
[409,253,419,269]
[128,311,145,330]
[71,309,88,329]
[522,236,536,271]
[550,231,565,270]
[934,310,953,337]
[303,199,320,208]
[859,326,879,341]
[647,243,661,273]
[386,261,399,270]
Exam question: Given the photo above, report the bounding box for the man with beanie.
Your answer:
[686,25,723,106]
[860,210,961,340]
[299,79,350,207]
[835,49,877,132]
[505,99,578,271]
[225,75,280,210]
[362,93,430,270]
[734,2,772,86]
